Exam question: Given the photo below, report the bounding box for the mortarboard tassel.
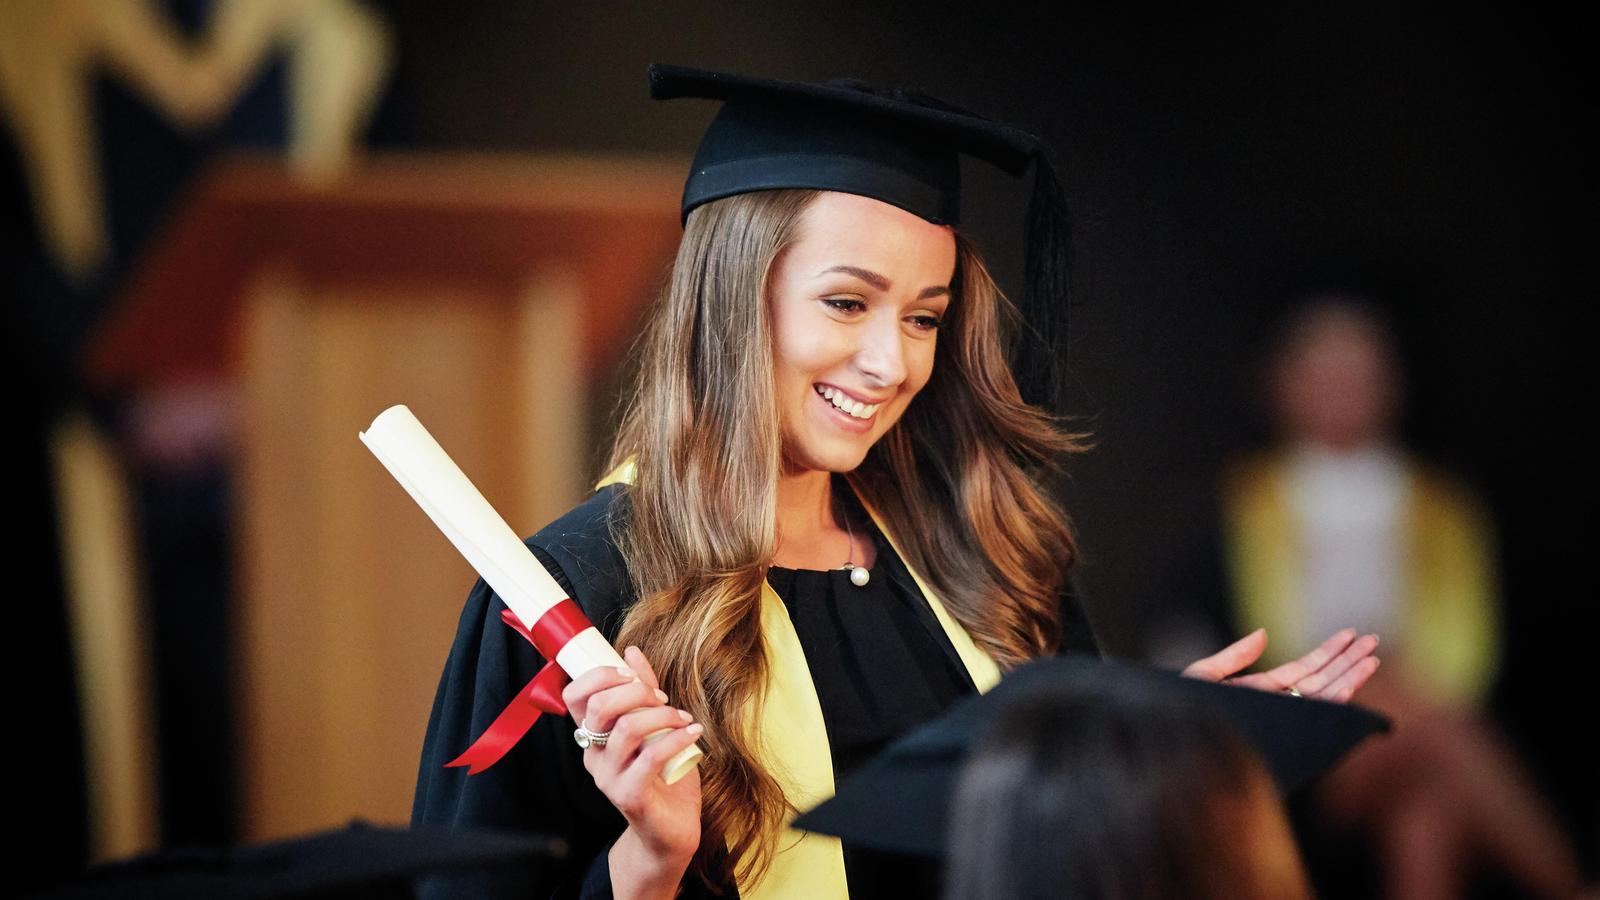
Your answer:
[1017,147,1075,418]
[852,81,1077,418]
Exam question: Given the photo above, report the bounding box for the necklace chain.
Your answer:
[774,485,870,586]
[838,493,870,587]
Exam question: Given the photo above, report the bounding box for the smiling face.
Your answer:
[767,191,958,475]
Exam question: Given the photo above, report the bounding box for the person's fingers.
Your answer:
[1259,628,1357,690]
[1295,633,1379,696]
[582,705,688,783]
[635,721,704,774]
[605,706,695,765]
[1324,655,1380,703]
[582,679,668,735]
[1225,670,1286,692]
[1230,647,1380,702]
[562,664,642,727]
[1183,628,1268,681]
[625,645,663,695]
[618,721,705,798]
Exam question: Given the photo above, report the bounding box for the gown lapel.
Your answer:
[594,459,999,899]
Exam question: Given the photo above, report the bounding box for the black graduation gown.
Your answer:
[410,482,1099,899]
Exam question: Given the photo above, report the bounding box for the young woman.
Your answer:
[412,64,1379,900]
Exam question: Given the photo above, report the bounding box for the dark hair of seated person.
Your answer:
[944,677,1313,900]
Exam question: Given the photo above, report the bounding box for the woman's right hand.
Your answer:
[562,645,704,889]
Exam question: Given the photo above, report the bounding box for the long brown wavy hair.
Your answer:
[602,188,1088,891]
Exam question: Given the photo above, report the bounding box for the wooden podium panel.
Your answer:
[238,271,589,837]
[85,154,682,842]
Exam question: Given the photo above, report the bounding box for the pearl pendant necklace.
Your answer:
[840,508,870,587]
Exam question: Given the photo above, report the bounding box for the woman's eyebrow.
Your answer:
[817,265,951,300]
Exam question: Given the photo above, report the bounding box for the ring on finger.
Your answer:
[574,721,612,749]
[1285,684,1304,698]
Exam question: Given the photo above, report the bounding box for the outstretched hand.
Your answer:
[1183,627,1380,703]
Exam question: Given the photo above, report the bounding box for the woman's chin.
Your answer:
[783,441,872,476]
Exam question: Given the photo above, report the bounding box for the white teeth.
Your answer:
[814,385,879,419]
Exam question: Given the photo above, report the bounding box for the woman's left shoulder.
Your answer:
[526,482,636,637]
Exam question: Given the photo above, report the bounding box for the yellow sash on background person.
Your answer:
[1221,453,1499,707]
[594,458,1000,899]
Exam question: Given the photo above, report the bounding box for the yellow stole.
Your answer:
[593,459,1001,899]
[1220,452,1499,707]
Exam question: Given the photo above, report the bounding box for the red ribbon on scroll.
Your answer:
[446,597,594,774]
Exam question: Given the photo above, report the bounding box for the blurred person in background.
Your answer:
[1159,293,1583,899]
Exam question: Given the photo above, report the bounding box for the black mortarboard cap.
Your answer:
[649,62,1076,415]
[792,655,1390,858]
[30,821,565,899]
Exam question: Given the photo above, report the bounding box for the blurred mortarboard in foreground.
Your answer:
[793,655,1389,858]
[30,820,565,899]
[649,62,1075,415]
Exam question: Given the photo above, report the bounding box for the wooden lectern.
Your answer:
[83,153,683,843]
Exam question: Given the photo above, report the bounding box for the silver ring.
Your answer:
[574,723,612,749]
[1285,685,1304,698]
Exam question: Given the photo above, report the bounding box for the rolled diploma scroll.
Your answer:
[359,404,703,783]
